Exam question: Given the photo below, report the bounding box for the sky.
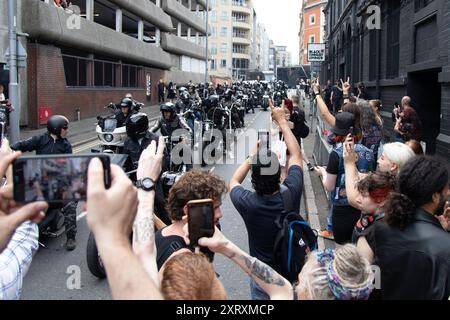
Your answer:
[252,0,302,65]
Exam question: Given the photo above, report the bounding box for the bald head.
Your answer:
[401,96,411,108]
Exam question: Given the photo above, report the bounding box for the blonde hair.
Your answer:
[297,244,373,300]
[382,142,415,173]
[161,252,227,300]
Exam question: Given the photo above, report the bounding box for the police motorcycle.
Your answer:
[95,99,143,154]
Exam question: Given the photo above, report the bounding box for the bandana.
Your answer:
[316,249,374,300]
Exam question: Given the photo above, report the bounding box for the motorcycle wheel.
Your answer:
[86,232,107,279]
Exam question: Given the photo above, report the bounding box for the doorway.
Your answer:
[407,69,441,155]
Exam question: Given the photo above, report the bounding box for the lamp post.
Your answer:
[205,0,209,85]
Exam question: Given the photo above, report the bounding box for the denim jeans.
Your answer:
[250,279,270,300]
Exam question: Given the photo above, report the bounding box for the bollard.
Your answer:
[76,108,81,121]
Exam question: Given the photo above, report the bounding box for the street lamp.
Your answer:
[205,0,209,85]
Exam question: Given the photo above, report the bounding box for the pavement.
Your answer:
[20,96,333,300]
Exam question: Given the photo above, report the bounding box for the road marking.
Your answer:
[76,211,87,221]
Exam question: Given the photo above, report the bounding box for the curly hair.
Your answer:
[400,106,423,141]
[385,156,448,230]
[356,171,397,204]
[360,103,382,133]
[167,169,227,221]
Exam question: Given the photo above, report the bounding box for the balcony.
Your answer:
[23,0,171,69]
[162,0,207,34]
[232,37,251,45]
[232,21,251,30]
[232,52,251,60]
[109,0,173,32]
[231,4,252,15]
[161,33,206,60]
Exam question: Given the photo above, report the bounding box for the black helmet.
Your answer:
[47,115,69,136]
[120,98,133,110]
[208,95,219,108]
[181,91,190,101]
[126,113,149,139]
[160,102,177,119]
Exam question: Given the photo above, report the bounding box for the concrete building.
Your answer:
[299,0,327,65]
[321,0,450,164]
[0,0,209,128]
[208,0,254,81]
[275,45,292,68]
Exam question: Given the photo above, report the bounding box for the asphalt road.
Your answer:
[21,108,275,300]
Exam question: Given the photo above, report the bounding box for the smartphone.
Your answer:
[187,199,215,248]
[349,126,354,136]
[0,122,5,148]
[13,154,111,203]
[258,130,270,150]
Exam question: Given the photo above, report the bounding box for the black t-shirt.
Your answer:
[230,165,304,268]
[326,150,340,175]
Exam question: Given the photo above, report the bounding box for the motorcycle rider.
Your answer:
[123,113,172,225]
[116,97,135,127]
[177,90,195,133]
[10,115,78,251]
[222,89,242,129]
[151,103,193,170]
[207,95,230,156]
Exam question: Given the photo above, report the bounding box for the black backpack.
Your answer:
[273,185,318,283]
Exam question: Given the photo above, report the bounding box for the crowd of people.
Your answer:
[0,73,449,300]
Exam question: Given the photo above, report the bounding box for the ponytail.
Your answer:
[385,192,416,230]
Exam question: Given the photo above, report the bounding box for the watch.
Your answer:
[136,178,155,192]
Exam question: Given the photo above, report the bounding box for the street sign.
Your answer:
[4,41,27,68]
[307,43,326,62]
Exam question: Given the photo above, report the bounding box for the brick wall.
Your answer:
[27,43,165,129]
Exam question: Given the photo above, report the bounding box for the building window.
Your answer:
[211,26,217,38]
[122,64,141,88]
[221,11,228,21]
[386,1,400,79]
[221,59,227,68]
[220,27,228,37]
[62,55,88,87]
[220,43,227,53]
[211,11,217,23]
[415,0,434,12]
[95,60,117,87]
[211,59,217,70]
[309,15,315,25]
[369,30,377,81]
[210,43,217,55]
[309,36,315,43]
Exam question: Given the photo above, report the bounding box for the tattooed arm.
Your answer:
[197,227,294,300]
[133,190,159,287]
[132,137,165,287]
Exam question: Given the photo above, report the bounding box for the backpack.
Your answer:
[273,185,318,283]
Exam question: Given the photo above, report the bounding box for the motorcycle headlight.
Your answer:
[104,134,114,142]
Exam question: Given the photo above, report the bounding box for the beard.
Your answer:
[435,194,447,216]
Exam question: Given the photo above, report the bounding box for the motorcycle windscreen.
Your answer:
[103,118,118,132]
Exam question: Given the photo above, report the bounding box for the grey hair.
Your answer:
[296,244,373,300]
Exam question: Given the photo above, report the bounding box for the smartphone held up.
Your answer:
[187,199,215,248]
[13,154,111,204]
